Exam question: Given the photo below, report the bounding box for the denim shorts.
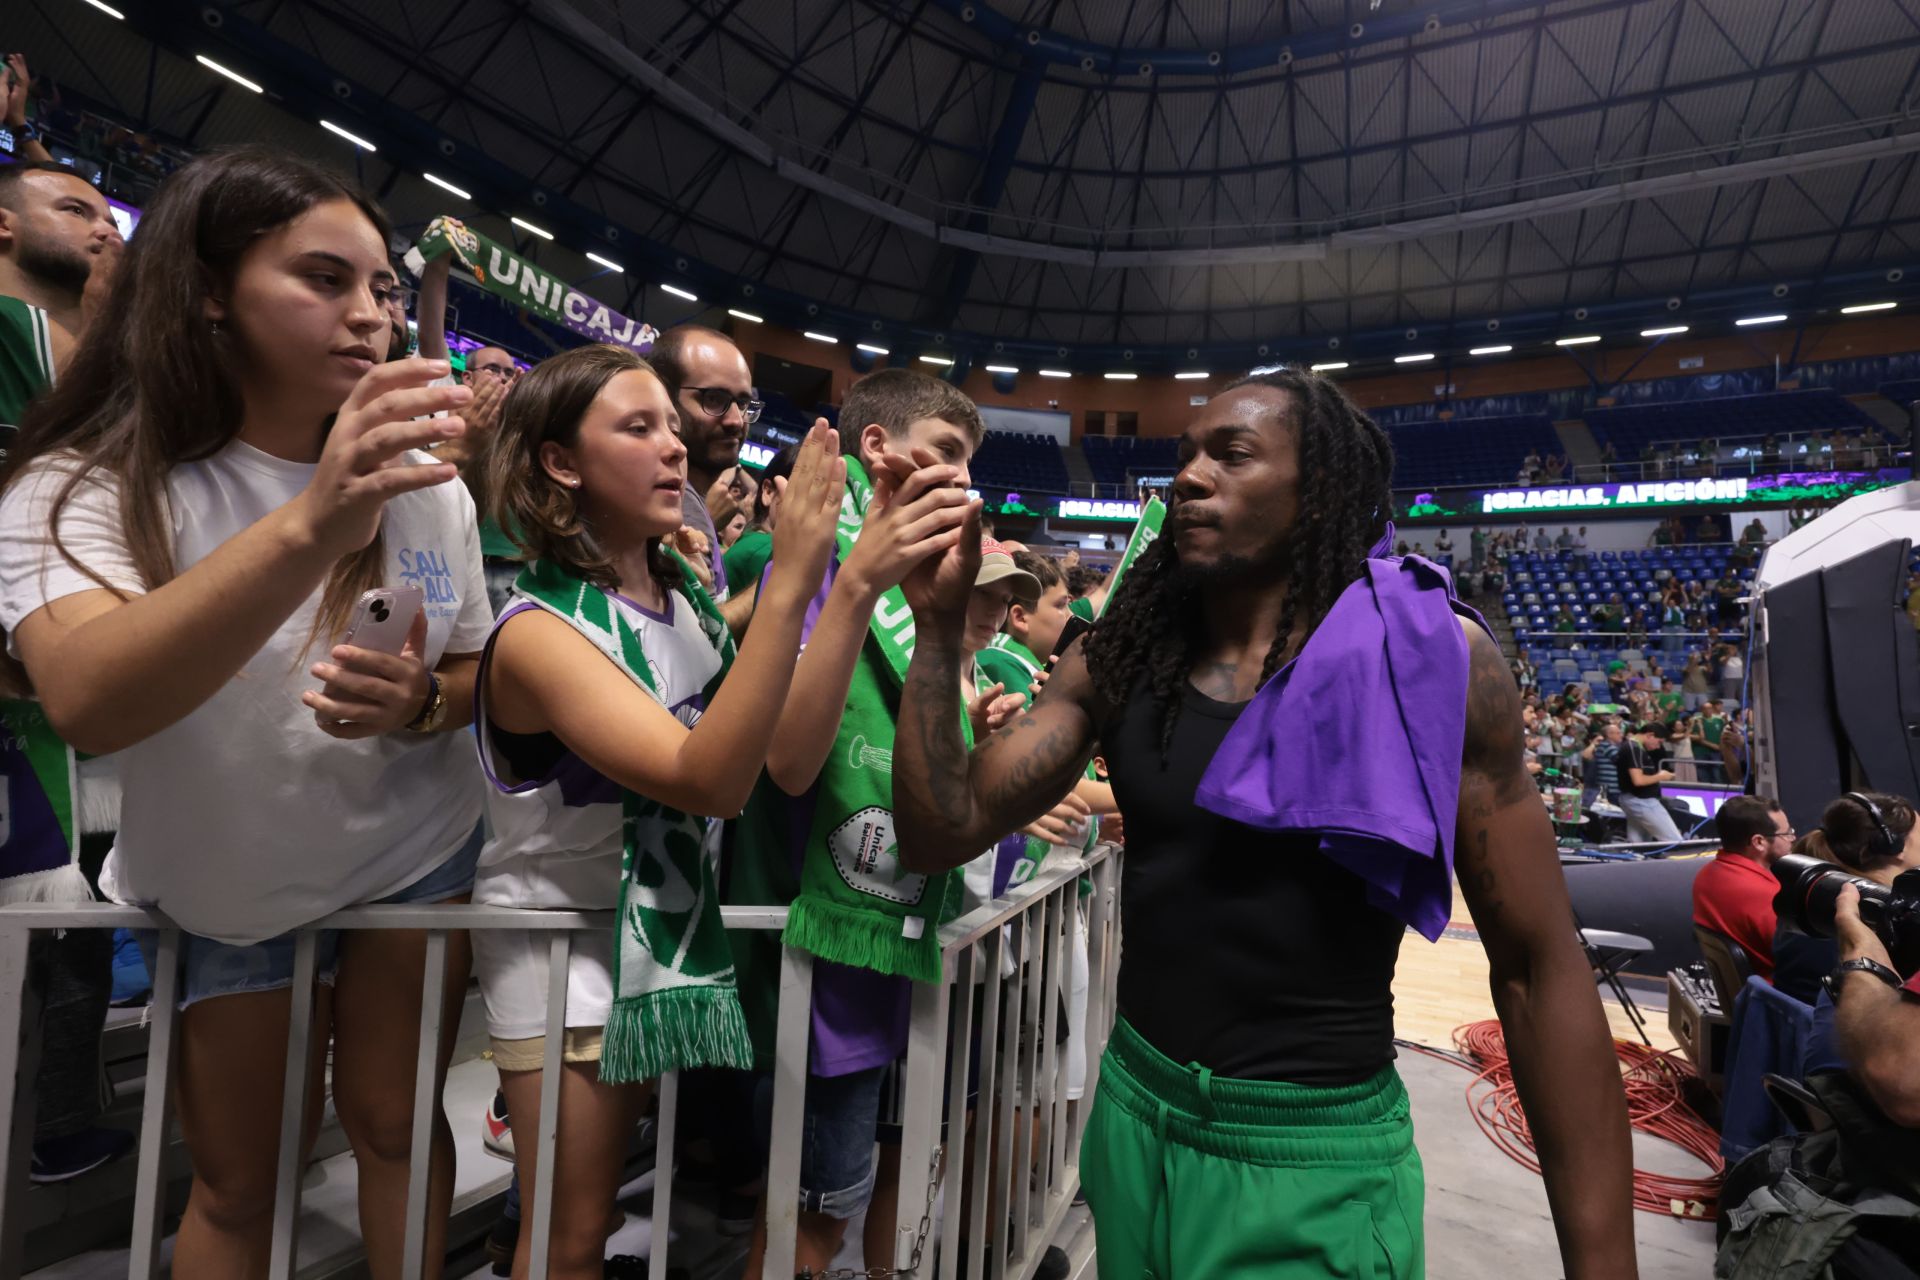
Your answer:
[140,821,483,1010]
[797,1064,886,1219]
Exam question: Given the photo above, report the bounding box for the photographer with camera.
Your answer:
[1809,793,1920,1127]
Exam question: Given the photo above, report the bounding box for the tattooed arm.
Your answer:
[895,629,1101,875]
[1455,619,1639,1280]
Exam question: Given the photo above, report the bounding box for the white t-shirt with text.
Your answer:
[0,442,491,943]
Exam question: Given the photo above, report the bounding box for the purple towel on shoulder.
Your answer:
[1192,554,1488,942]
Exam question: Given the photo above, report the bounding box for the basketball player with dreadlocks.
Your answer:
[891,368,1637,1277]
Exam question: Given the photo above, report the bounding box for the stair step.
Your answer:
[1855,393,1911,441]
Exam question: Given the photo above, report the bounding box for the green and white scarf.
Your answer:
[405,216,658,355]
[779,456,968,983]
[509,557,751,1083]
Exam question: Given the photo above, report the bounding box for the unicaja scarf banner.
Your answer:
[404,216,658,354]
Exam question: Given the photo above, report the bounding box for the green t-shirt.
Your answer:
[477,514,519,560]
[1068,596,1096,621]
[976,637,1043,701]
[0,295,56,438]
[722,529,774,596]
[1655,691,1684,720]
[1699,715,1726,748]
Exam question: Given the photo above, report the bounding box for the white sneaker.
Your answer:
[482,1090,514,1162]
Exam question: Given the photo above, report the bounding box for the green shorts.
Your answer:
[1080,1018,1424,1279]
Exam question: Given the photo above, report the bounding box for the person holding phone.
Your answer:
[467,347,935,1278]
[0,149,490,1278]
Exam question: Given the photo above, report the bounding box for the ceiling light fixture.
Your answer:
[919,355,955,367]
[423,173,471,200]
[659,283,697,300]
[728,309,764,324]
[1174,370,1209,379]
[856,342,890,355]
[1736,314,1787,326]
[1469,345,1512,355]
[195,55,262,93]
[1639,325,1688,337]
[1841,301,1896,314]
[1104,372,1138,380]
[804,331,838,344]
[80,0,126,17]
[1393,353,1434,364]
[1554,334,1601,346]
[984,364,1020,374]
[510,216,553,241]
[1038,369,1072,378]
[319,120,376,151]
[1310,361,1349,371]
[586,253,625,273]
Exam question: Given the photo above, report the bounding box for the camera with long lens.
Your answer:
[1772,852,1920,976]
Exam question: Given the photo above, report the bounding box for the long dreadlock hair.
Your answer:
[1083,366,1395,756]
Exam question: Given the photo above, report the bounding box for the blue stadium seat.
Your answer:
[1380,414,1563,487]
[1584,389,1877,469]
[1081,435,1180,490]
[970,431,1073,494]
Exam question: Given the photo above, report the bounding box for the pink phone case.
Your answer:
[340,586,425,655]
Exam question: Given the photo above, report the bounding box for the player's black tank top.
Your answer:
[1104,680,1406,1083]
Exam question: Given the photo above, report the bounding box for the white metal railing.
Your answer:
[884,847,1119,1280]
[0,848,1117,1280]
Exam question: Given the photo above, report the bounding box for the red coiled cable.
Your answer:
[1404,1022,1724,1218]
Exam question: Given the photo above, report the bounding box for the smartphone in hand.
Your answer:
[1051,611,1095,662]
[339,586,425,655]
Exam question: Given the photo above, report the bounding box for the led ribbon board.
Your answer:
[1390,468,1910,520]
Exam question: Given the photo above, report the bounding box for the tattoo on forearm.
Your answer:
[976,714,1078,817]
[902,643,974,832]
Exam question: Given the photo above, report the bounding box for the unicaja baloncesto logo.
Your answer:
[827,806,925,904]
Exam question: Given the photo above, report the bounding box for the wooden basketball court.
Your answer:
[1394,917,1678,1054]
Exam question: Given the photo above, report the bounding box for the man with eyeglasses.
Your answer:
[465,347,519,384]
[648,324,763,613]
[1691,794,1794,982]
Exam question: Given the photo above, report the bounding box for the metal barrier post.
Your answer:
[761,942,814,1280]
[399,928,450,1280]
[267,929,321,1280]
[936,945,977,1280]
[991,919,1025,1280]
[129,928,181,1280]
[894,950,952,1271]
[1079,855,1117,1141]
[0,922,41,1280]
[648,1069,679,1280]
[966,926,1005,1280]
[1011,900,1043,1264]
[1038,891,1068,1201]
[527,930,571,1280]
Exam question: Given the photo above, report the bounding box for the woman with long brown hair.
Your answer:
[0,148,490,1278]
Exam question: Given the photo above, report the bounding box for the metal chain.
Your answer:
[797,1141,945,1280]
